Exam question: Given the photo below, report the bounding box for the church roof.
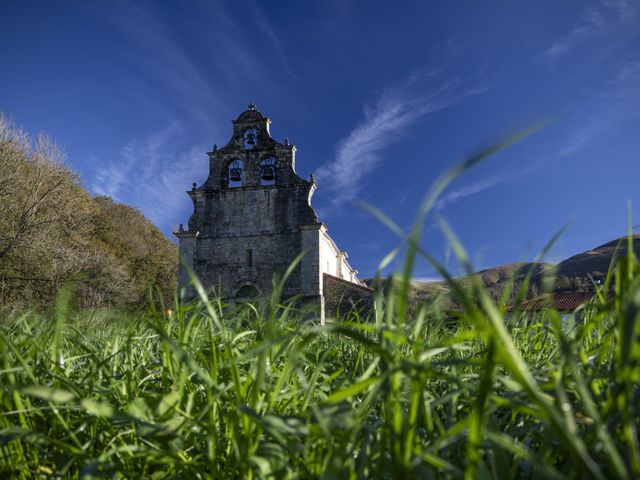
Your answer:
[235,103,265,123]
[518,291,598,311]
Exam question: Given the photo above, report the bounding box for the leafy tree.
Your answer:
[0,114,176,310]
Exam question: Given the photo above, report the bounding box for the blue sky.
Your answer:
[1,0,639,279]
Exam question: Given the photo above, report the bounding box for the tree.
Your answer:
[0,114,177,310]
[0,115,96,306]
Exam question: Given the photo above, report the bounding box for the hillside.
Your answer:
[549,235,640,288]
[410,262,549,297]
[0,115,177,309]
[407,235,640,307]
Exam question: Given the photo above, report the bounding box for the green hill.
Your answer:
[0,115,176,310]
[406,235,640,308]
[548,235,640,289]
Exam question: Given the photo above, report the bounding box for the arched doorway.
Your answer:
[236,284,259,300]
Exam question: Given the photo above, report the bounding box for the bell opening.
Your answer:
[244,129,257,149]
[228,160,244,187]
[260,157,277,185]
[230,169,242,182]
[261,167,275,181]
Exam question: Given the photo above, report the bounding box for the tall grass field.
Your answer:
[1,145,639,479]
[2,237,639,479]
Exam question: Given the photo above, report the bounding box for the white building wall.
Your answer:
[319,226,360,285]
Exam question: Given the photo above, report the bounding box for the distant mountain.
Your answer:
[552,235,640,280]
[404,235,640,308]
[407,262,548,297]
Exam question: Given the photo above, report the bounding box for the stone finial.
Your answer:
[309,173,315,183]
[284,137,289,146]
[248,103,256,110]
[212,144,217,152]
[192,182,197,191]
[178,224,185,233]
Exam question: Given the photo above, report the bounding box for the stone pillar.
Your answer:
[174,230,199,299]
[299,224,324,322]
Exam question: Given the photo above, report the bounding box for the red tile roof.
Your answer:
[518,292,598,312]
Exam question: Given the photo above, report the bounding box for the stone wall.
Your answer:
[194,231,303,298]
[189,184,316,236]
[323,273,374,319]
[176,232,197,298]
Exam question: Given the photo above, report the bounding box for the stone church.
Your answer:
[175,104,371,318]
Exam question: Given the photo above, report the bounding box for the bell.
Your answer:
[246,133,256,146]
[261,166,275,181]
[229,168,242,182]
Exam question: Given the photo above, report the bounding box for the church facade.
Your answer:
[175,104,368,318]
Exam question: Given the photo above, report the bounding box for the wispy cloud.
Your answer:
[603,57,640,100]
[88,2,221,125]
[558,117,607,157]
[558,56,640,157]
[603,0,640,21]
[537,1,639,65]
[434,161,539,211]
[537,6,607,65]
[315,70,488,214]
[435,174,512,211]
[90,124,209,234]
[538,25,593,65]
[613,58,640,83]
[246,0,298,80]
[86,0,294,125]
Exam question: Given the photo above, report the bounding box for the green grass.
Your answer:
[1,237,639,479]
[1,134,639,478]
